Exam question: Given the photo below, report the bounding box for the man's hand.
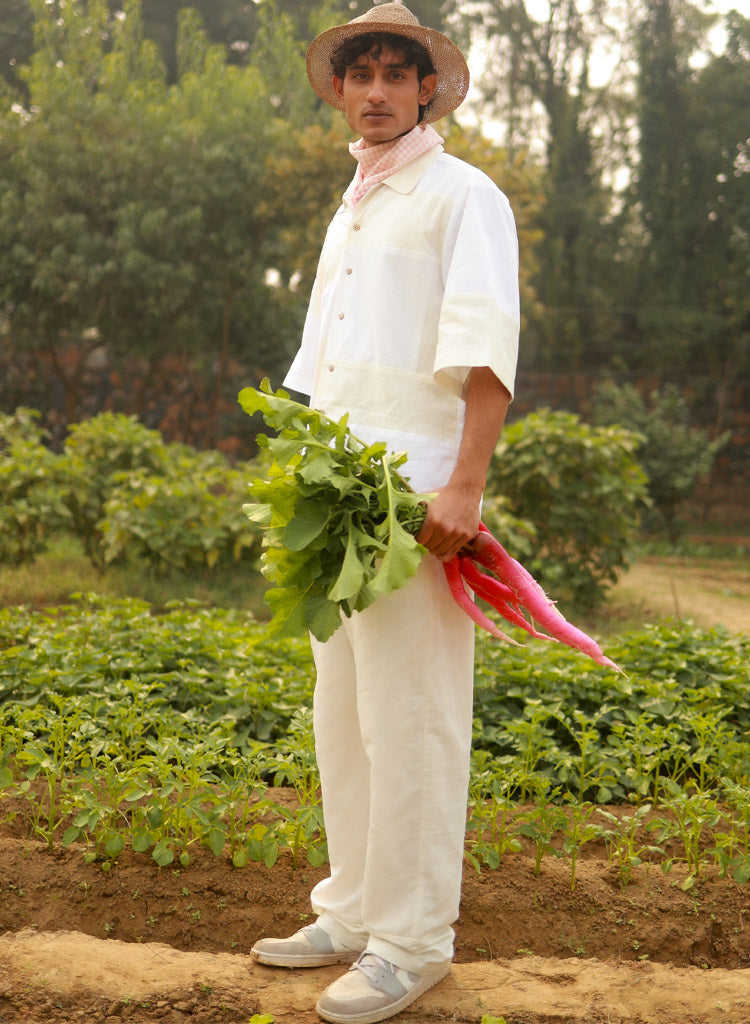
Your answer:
[416,485,480,562]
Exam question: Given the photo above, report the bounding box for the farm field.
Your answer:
[0,550,749,1024]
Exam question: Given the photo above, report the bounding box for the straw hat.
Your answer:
[306,1,470,123]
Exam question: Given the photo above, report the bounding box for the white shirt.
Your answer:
[285,146,520,493]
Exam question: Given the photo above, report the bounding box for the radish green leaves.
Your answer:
[239,381,428,642]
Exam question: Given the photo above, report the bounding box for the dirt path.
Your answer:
[2,927,750,1024]
[610,555,750,633]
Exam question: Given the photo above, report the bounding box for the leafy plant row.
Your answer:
[1,596,748,885]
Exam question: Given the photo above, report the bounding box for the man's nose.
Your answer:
[366,75,387,103]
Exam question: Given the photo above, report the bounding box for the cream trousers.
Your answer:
[309,555,475,974]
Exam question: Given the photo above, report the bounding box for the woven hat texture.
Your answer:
[306,1,470,123]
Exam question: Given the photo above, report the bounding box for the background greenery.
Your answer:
[1,0,747,463]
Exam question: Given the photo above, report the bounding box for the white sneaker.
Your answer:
[251,923,362,968]
[316,951,451,1023]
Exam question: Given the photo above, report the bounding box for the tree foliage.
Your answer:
[0,0,327,428]
[472,0,621,369]
[470,0,750,441]
[1,0,747,477]
[592,381,730,543]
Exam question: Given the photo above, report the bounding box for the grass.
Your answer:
[0,535,269,616]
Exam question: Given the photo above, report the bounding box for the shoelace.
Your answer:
[355,951,392,981]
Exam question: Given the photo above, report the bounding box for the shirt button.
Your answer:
[346,268,353,275]
[338,312,345,320]
[353,224,361,232]
[328,364,334,372]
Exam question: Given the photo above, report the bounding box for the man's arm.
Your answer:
[415,366,511,562]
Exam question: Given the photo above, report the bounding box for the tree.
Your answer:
[0,0,34,93]
[0,0,305,437]
[592,381,730,543]
[630,2,750,432]
[469,0,622,371]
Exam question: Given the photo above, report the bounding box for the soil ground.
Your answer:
[1,553,749,1024]
[1,817,750,1024]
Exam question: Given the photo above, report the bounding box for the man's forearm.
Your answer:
[416,366,511,561]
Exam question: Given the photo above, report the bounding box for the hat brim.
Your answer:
[306,20,470,124]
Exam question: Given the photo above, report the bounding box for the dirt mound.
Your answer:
[1,833,750,1022]
[1,928,750,1024]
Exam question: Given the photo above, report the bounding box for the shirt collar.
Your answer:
[381,145,443,194]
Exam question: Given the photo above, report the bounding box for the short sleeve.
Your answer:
[434,179,520,399]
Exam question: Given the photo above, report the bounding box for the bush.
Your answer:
[101,448,261,573]
[27,410,263,574]
[487,409,648,610]
[0,409,66,565]
[58,412,170,569]
[592,382,731,544]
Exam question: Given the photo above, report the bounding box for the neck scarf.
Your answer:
[344,123,444,208]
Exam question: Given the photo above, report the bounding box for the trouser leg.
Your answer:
[310,556,475,973]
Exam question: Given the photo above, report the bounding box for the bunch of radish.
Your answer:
[444,522,620,671]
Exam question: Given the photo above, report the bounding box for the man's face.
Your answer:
[332,46,437,147]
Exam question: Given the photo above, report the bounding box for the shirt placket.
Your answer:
[323,209,367,378]
[312,207,367,405]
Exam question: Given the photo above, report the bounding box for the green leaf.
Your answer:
[305,591,342,643]
[265,584,314,639]
[243,502,273,526]
[62,826,81,847]
[131,830,152,853]
[232,848,249,868]
[370,519,422,596]
[262,840,279,869]
[283,499,330,551]
[105,834,125,859]
[208,828,226,857]
[328,524,366,603]
[152,840,175,867]
[237,385,428,640]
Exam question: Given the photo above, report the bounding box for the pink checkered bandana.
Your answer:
[344,123,444,208]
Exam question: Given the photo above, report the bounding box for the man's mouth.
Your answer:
[363,110,391,119]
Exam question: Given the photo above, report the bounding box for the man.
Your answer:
[251,4,519,1022]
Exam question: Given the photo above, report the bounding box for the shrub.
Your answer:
[592,381,731,544]
[58,412,170,569]
[53,412,261,573]
[0,409,66,565]
[487,409,648,610]
[101,448,261,573]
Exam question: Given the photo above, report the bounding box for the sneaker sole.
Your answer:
[250,947,360,968]
[315,962,451,1024]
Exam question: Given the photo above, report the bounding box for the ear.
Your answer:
[332,75,345,102]
[418,73,437,107]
